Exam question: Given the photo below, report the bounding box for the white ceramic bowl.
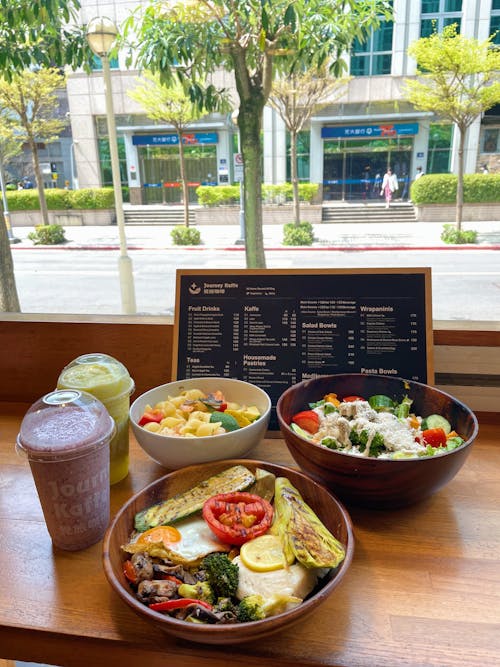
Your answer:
[130,377,272,470]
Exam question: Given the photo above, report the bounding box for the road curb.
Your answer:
[10,243,500,251]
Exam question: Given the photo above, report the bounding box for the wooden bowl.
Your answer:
[276,374,478,509]
[102,459,354,644]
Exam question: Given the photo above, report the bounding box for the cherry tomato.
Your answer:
[291,409,320,434]
[422,427,447,447]
[202,492,273,546]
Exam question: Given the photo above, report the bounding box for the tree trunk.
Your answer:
[238,100,266,268]
[290,129,300,226]
[177,132,190,227]
[456,126,465,232]
[0,212,21,312]
[30,139,50,226]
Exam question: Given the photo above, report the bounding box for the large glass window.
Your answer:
[350,20,393,76]
[427,123,453,173]
[491,2,500,45]
[421,0,462,37]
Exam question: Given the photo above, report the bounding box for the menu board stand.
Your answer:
[173,268,433,430]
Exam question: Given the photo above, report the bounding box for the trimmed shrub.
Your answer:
[44,189,72,210]
[282,221,314,246]
[68,187,115,209]
[441,223,478,245]
[411,173,500,204]
[196,183,319,206]
[6,189,40,210]
[171,225,202,245]
[27,224,67,245]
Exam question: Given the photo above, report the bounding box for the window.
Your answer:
[427,123,453,173]
[350,20,393,76]
[91,54,120,70]
[482,128,499,153]
[286,131,310,182]
[421,0,462,37]
[491,2,500,45]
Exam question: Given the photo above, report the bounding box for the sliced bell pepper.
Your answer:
[291,409,320,434]
[123,559,137,584]
[149,598,212,612]
[138,409,164,426]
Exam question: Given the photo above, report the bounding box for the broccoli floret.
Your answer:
[350,429,386,456]
[212,596,238,614]
[202,553,239,598]
[236,595,266,622]
[177,581,215,604]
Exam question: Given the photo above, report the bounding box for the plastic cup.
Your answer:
[16,390,115,551]
[56,353,135,484]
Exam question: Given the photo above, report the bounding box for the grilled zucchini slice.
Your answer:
[134,464,256,532]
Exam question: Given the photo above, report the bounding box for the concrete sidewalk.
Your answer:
[10,219,500,250]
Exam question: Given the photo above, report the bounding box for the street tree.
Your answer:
[129,72,220,227]
[0,111,23,241]
[269,68,350,225]
[0,68,67,227]
[124,0,392,268]
[404,24,500,229]
[0,0,91,312]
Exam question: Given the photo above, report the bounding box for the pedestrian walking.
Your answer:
[415,166,424,180]
[381,167,398,208]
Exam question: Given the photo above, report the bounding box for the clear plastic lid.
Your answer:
[16,389,115,462]
[56,353,134,401]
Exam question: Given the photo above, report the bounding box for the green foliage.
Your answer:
[170,225,202,246]
[68,188,116,209]
[411,174,500,204]
[283,221,314,246]
[27,224,66,245]
[196,183,319,206]
[5,188,116,211]
[441,224,478,245]
[196,185,240,206]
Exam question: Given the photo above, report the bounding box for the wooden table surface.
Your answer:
[1,402,499,667]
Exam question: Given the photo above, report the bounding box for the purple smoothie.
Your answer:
[17,390,114,550]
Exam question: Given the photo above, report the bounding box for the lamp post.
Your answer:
[86,16,136,314]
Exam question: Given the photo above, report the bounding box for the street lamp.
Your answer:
[86,16,136,314]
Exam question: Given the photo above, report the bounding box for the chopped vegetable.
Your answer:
[149,598,212,612]
[202,492,273,545]
[202,553,239,598]
[342,395,364,402]
[239,534,294,572]
[368,394,395,412]
[138,409,164,426]
[291,409,320,434]
[422,427,447,447]
[178,581,215,604]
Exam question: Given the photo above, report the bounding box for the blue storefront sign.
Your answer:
[321,123,419,139]
[132,132,218,146]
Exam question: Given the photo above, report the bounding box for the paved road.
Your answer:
[12,245,500,322]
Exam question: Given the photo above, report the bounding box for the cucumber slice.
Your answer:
[291,422,315,440]
[421,414,451,434]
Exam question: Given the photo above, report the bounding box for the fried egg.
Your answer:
[123,515,230,565]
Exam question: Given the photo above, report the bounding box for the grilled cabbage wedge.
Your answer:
[134,465,256,531]
[271,477,346,569]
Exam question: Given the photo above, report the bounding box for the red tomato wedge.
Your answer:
[291,409,320,434]
[422,427,447,447]
[202,492,273,546]
[342,395,365,402]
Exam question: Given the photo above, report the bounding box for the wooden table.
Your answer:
[1,402,499,667]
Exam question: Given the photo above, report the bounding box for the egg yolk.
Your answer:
[135,525,181,547]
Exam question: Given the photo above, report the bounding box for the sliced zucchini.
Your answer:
[421,414,451,434]
[134,464,256,532]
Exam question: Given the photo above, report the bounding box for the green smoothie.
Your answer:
[57,353,134,484]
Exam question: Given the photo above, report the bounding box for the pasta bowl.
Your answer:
[102,458,354,644]
[130,377,271,470]
[276,374,478,509]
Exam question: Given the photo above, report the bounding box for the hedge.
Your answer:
[411,173,500,204]
[5,187,120,211]
[196,182,319,206]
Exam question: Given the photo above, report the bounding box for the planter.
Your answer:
[415,203,500,222]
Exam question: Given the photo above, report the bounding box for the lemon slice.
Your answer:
[239,534,294,572]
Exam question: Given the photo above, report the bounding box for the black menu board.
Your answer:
[173,269,433,429]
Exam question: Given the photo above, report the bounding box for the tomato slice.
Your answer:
[138,409,164,426]
[291,409,320,434]
[202,492,273,546]
[422,427,447,447]
[342,395,365,402]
